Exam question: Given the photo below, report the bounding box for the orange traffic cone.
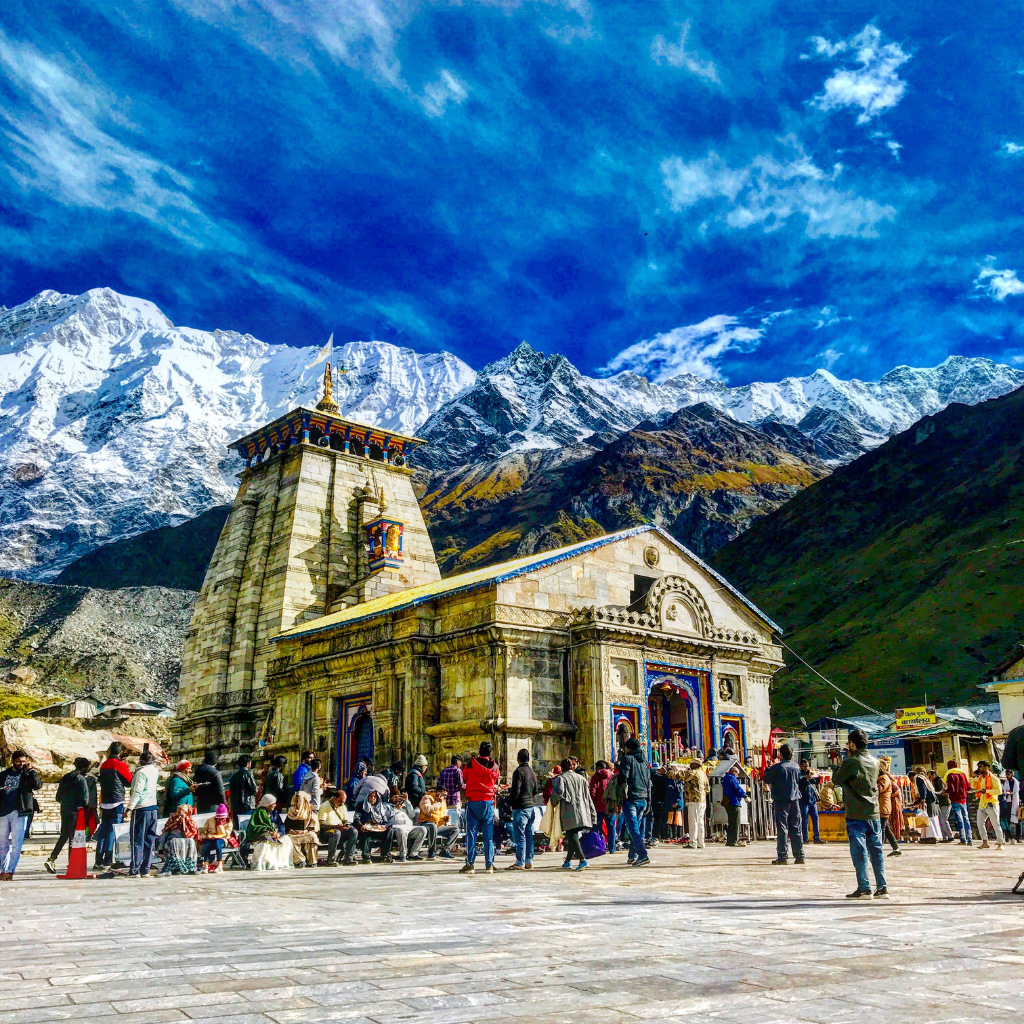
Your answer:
[58,807,94,879]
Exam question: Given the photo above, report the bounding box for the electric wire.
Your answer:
[777,638,882,716]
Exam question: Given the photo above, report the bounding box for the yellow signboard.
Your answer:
[894,705,937,731]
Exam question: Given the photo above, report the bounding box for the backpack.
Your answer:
[604,773,627,812]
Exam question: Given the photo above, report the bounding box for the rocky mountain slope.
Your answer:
[713,386,1024,726]
[0,579,196,709]
[422,404,830,574]
[0,288,474,580]
[54,505,232,591]
[416,341,1024,471]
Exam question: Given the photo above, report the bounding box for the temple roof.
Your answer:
[273,524,782,642]
[227,406,427,462]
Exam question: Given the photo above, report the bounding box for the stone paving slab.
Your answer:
[2,842,1023,1024]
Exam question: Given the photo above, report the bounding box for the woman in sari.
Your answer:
[246,794,293,870]
[879,756,905,852]
[285,791,320,867]
[158,804,199,875]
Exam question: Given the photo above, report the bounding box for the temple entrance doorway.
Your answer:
[335,695,374,785]
[648,680,693,763]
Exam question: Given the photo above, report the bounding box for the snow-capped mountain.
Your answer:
[0,288,474,579]
[3,286,1023,582]
[417,342,1024,470]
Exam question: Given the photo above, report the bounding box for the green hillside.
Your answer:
[713,387,1024,726]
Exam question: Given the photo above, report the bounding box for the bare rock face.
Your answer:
[0,718,167,781]
[0,579,196,707]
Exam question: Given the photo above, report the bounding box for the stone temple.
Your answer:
[174,366,784,778]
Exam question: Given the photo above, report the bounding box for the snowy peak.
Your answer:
[420,351,1024,471]
[0,287,474,580]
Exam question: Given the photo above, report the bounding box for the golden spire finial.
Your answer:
[316,361,339,414]
[378,485,388,513]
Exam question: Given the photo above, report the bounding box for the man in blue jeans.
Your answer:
[832,728,888,899]
[460,741,499,874]
[507,748,542,869]
[763,744,804,865]
[616,738,651,866]
[798,759,822,844]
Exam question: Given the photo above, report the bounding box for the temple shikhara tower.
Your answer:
[175,364,783,777]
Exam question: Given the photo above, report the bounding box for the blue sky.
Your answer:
[1,1,1023,384]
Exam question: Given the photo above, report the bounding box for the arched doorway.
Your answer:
[648,680,694,762]
[336,695,374,785]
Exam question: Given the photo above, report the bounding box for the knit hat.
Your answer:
[215,803,229,818]
[414,755,428,769]
[175,760,192,772]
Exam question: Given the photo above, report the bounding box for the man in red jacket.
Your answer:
[944,759,972,845]
[460,741,499,874]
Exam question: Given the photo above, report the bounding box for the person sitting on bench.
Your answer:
[318,788,359,866]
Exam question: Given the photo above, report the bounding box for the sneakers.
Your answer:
[771,858,789,865]
[576,860,589,871]
[873,887,890,899]
[459,863,475,874]
[887,849,902,857]
[633,857,651,867]
[561,859,574,870]
[813,839,826,844]
[438,850,453,859]
[44,860,56,874]
[794,858,805,865]
[846,888,872,899]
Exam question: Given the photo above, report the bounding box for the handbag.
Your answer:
[580,829,606,859]
[538,800,563,843]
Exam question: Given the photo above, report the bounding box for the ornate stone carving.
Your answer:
[643,545,660,568]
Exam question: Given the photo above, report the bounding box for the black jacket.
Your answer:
[509,764,541,809]
[0,766,42,817]
[99,757,133,805]
[616,749,651,801]
[405,768,426,806]
[651,771,668,802]
[798,772,820,803]
[263,768,288,808]
[229,768,257,815]
[1002,724,1024,774]
[55,770,90,814]
[193,762,226,813]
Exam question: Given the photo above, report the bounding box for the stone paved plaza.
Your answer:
[3,842,1023,1024]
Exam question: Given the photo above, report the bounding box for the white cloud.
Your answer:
[660,143,896,238]
[814,306,850,329]
[0,30,228,251]
[422,70,469,116]
[1000,141,1024,156]
[812,25,910,124]
[651,22,719,83]
[603,314,768,382]
[818,347,843,369]
[975,260,1024,301]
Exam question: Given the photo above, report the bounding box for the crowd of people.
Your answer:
[0,721,1021,896]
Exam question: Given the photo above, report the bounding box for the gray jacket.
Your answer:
[551,770,597,832]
